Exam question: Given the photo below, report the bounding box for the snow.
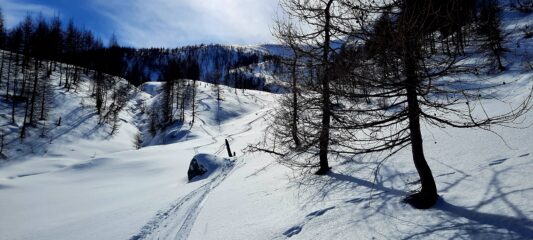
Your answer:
[1,71,531,239]
[1,5,533,240]
[0,70,279,240]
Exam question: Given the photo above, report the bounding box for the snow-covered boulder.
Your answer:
[187,154,226,182]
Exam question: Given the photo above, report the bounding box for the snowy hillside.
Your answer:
[0,60,139,163]
[0,68,532,240]
[0,74,277,239]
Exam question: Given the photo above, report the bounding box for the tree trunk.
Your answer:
[316,0,334,175]
[64,65,70,90]
[180,85,186,122]
[6,52,12,97]
[403,41,438,209]
[291,52,301,148]
[20,98,30,139]
[29,59,39,123]
[191,79,197,125]
[494,45,505,71]
[20,59,27,97]
[11,54,17,124]
[496,55,504,71]
[40,79,47,120]
[0,51,4,87]
[59,63,63,86]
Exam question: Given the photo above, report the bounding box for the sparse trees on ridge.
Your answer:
[0,10,132,140]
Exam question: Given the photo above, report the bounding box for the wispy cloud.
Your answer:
[0,0,278,47]
[0,0,56,28]
[90,0,278,47]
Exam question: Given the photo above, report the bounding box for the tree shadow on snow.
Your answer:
[145,121,199,147]
[285,155,533,239]
[404,164,533,239]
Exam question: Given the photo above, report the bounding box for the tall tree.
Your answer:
[64,19,79,90]
[28,14,49,123]
[334,0,531,209]
[264,0,343,174]
[48,16,63,66]
[273,20,303,149]
[0,8,6,88]
[7,27,23,123]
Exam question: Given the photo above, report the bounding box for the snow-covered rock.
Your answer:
[188,154,228,182]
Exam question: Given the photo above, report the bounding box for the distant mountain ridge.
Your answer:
[122,44,287,92]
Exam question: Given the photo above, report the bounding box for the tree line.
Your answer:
[254,0,533,209]
[0,8,279,154]
[0,9,132,146]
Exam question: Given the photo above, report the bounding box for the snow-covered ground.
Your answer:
[1,5,533,240]
[0,75,281,239]
[0,71,532,239]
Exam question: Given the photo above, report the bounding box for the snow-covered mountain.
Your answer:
[124,44,286,92]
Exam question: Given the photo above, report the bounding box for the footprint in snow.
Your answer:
[283,226,302,238]
[282,207,335,238]
[345,198,365,204]
[306,207,335,218]
[488,158,509,166]
[8,172,48,179]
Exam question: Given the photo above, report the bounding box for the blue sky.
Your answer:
[0,0,279,48]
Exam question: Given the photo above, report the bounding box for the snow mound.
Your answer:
[188,154,230,182]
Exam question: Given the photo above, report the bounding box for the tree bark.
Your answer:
[291,51,301,148]
[191,79,197,125]
[20,58,27,97]
[20,98,29,139]
[317,0,334,175]
[40,78,47,120]
[403,41,438,209]
[29,58,39,123]
[0,51,4,87]
[6,52,11,97]
[11,54,17,124]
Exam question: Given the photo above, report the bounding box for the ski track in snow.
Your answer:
[226,108,272,143]
[131,93,268,240]
[193,117,218,154]
[130,159,235,240]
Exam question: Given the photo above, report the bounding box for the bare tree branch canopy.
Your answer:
[258,0,533,209]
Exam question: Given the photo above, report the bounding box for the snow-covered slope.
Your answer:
[0,72,531,240]
[0,76,277,239]
[0,65,140,163]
